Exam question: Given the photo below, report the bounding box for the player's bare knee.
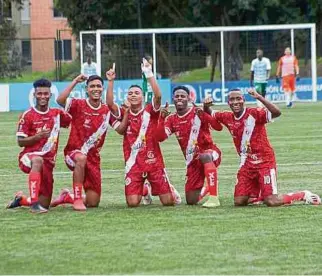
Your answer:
[199,153,213,164]
[74,154,87,168]
[31,156,43,170]
[127,202,140,208]
[234,197,248,206]
[86,201,99,208]
[264,196,278,207]
[126,197,141,207]
[186,197,198,205]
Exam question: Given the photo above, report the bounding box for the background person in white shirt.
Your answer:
[250,49,271,107]
[81,56,98,77]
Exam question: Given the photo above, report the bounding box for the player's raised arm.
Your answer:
[203,96,215,116]
[141,58,161,109]
[56,74,87,107]
[106,63,120,117]
[248,88,281,118]
[114,100,130,135]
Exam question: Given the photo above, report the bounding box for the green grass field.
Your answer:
[1,103,322,274]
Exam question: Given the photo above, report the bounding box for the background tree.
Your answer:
[0,0,24,78]
[55,0,319,80]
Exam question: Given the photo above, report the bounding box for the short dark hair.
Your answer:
[172,85,189,95]
[129,84,143,91]
[86,75,104,86]
[33,79,51,89]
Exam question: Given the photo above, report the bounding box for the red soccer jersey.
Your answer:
[16,107,71,164]
[212,107,275,168]
[117,102,164,174]
[159,107,222,166]
[64,98,120,162]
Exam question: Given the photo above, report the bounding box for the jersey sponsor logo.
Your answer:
[147,151,154,159]
[125,177,131,186]
[146,151,156,164]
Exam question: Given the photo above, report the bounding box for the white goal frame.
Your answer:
[80,23,317,102]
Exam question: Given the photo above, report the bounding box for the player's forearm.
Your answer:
[295,66,299,75]
[210,118,223,131]
[257,95,281,118]
[155,118,168,142]
[106,80,119,116]
[17,136,41,147]
[267,70,271,79]
[148,77,162,108]
[57,80,77,107]
[115,111,128,135]
[203,105,213,116]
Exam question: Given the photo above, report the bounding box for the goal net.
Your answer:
[80,24,317,104]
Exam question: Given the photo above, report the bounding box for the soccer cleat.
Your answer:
[170,184,182,205]
[50,189,73,207]
[30,202,48,214]
[142,182,152,205]
[303,190,321,205]
[202,195,220,208]
[286,102,293,108]
[6,191,23,209]
[73,199,87,211]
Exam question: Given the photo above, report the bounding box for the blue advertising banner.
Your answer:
[172,78,322,104]
[8,79,172,111]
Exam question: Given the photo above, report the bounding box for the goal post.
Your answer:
[80,23,317,103]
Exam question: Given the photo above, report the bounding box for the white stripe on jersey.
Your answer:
[185,114,201,166]
[125,110,151,174]
[240,115,256,167]
[80,112,111,155]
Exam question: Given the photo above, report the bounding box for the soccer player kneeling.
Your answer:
[204,88,320,207]
[155,86,223,208]
[7,79,71,213]
[105,60,181,207]
[50,74,128,211]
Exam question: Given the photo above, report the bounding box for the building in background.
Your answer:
[10,0,76,72]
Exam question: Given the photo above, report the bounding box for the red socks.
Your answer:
[204,162,218,197]
[73,183,83,200]
[29,172,41,204]
[282,191,305,204]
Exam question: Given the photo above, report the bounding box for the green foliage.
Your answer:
[0,60,80,83]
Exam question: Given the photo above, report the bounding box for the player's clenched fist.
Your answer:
[35,129,51,140]
[121,100,131,112]
[160,102,170,118]
[248,87,261,99]
[106,63,116,81]
[203,97,214,109]
[73,74,87,83]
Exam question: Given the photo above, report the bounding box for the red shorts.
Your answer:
[234,165,278,199]
[125,168,172,196]
[282,75,296,93]
[19,153,54,198]
[65,150,102,196]
[185,149,221,193]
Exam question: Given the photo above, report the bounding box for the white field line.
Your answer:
[0,161,321,177]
